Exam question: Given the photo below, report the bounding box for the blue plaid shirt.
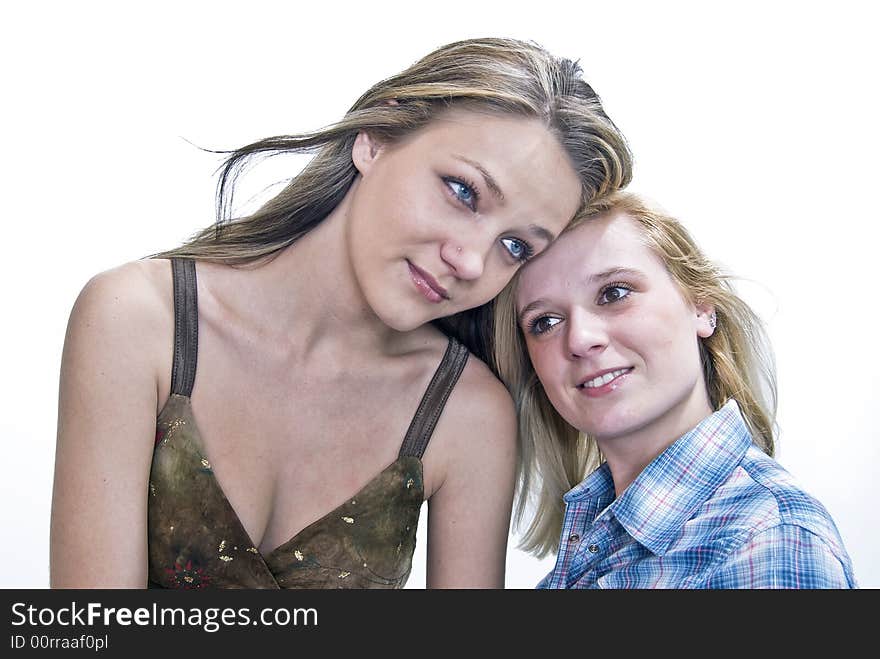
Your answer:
[538,400,857,589]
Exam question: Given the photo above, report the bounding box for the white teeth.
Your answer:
[582,369,630,388]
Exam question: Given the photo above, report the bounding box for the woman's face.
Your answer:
[347,108,582,332]
[515,212,715,447]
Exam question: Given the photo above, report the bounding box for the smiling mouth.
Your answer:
[578,368,633,389]
[407,261,449,303]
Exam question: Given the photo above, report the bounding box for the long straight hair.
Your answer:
[493,191,778,556]
[153,38,633,362]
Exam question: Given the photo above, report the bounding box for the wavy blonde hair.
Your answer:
[493,191,778,557]
[154,37,633,361]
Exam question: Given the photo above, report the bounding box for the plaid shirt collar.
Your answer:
[563,399,753,556]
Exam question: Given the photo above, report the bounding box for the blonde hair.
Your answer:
[493,191,778,557]
[154,37,632,361]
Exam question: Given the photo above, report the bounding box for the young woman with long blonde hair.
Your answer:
[494,191,856,588]
[50,38,632,589]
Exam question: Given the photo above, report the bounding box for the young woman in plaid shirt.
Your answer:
[493,191,857,588]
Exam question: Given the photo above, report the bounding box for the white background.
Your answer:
[1,1,876,588]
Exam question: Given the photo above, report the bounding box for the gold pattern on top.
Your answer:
[162,418,187,443]
[149,398,429,589]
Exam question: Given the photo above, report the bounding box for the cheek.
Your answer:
[526,341,560,386]
[633,304,698,364]
[481,267,516,301]
[361,166,413,221]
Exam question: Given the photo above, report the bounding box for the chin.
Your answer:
[377,315,418,333]
[574,404,647,441]
[374,305,430,333]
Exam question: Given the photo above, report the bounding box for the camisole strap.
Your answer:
[169,257,199,398]
[398,336,470,459]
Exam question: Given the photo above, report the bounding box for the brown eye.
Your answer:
[598,285,632,305]
[527,316,561,335]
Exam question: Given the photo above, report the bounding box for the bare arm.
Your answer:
[424,359,518,588]
[50,262,170,587]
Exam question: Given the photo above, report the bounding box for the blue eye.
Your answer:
[527,315,561,335]
[443,177,479,211]
[598,284,632,305]
[500,237,534,263]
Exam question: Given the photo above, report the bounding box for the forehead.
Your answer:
[516,212,664,305]
[413,107,554,151]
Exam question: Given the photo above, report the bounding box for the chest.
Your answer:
[149,396,425,588]
[192,341,430,462]
[181,340,438,553]
[551,508,742,589]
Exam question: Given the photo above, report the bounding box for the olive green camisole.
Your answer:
[147,258,469,588]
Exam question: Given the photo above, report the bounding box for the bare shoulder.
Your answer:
[423,349,517,494]
[70,258,171,327]
[445,352,517,440]
[393,327,515,435]
[63,258,174,409]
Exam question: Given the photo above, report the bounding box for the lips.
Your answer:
[578,367,633,389]
[575,367,633,399]
[407,261,449,303]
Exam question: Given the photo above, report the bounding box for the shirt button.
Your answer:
[588,544,600,553]
[568,533,580,543]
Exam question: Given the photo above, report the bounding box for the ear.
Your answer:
[695,301,716,339]
[352,130,385,175]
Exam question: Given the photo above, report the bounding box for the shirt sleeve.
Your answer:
[704,524,856,589]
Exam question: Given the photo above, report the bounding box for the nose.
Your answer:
[440,240,485,281]
[565,308,607,360]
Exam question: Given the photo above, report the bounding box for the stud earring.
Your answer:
[709,311,717,330]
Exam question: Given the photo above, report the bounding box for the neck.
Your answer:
[597,384,714,498]
[206,180,409,360]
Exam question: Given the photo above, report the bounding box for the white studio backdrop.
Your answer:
[1,1,877,588]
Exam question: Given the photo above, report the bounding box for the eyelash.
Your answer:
[443,176,534,263]
[598,282,634,305]
[443,176,480,212]
[525,315,560,336]
[501,237,535,263]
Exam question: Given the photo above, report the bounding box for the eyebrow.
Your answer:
[528,224,555,244]
[516,267,646,325]
[517,299,549,327]
[588,267,646,284]
[453,155,505,201]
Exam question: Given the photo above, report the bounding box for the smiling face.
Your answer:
[515,212,716,450]
[345,108,582,332]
